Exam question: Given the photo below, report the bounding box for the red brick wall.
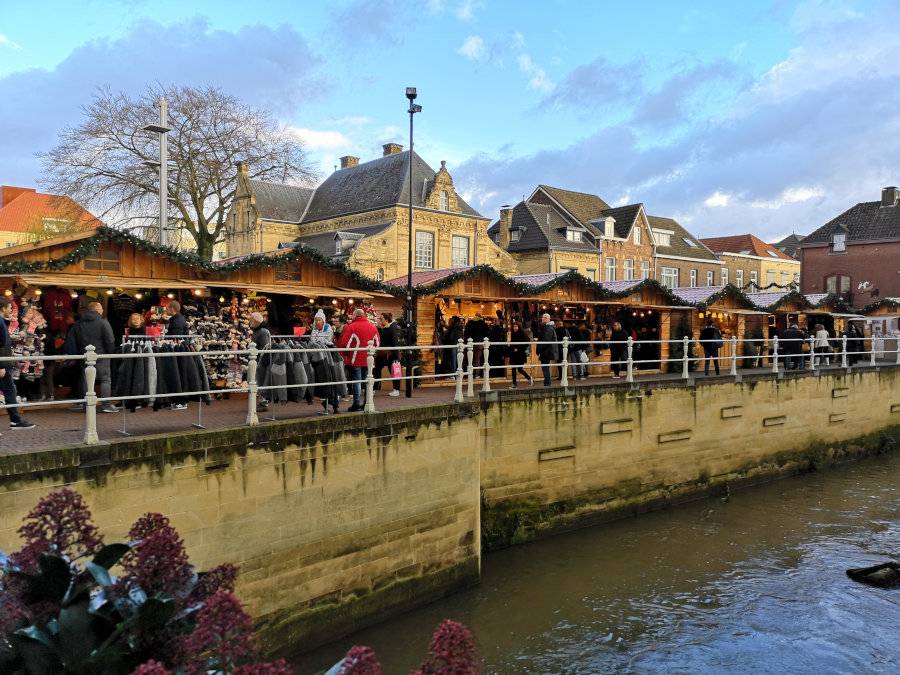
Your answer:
[801,241,900,302]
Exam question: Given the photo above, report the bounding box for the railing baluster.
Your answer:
[626,336,634,383]
[561,336,569,389]
[364,342,376,413]
[808,336,816,371]
[841,334,849,369]
[870,335,877,367]
[482,337,491,392]
[83,346,99,445]
[466,338,475,399]
[246,343,259,426]
[682,336,690,380]
[730,336,738,378]
[454,339,465,403]
[771,336,779,374]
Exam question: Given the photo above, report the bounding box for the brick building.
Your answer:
[799,185,900,305]
[0,185,100,248]
[701,233,800,290]
[224,144,517,279]
[647,215,721,288]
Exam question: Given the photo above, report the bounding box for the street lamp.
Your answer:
[404,87,422,398]
[143,96,171,246]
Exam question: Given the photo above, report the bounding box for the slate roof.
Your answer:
[647,215,719,261]
[801,200,900,245]
[601,279,644,293]
[248,180,314,223]
[670,286,725,304]
[597,204,643,239]
[285,222,392,260]
[384,267,471,288]
[772,233,805,258]
[301,151,481,223]
[487,201,600,253]
[701,234,794,260]
[511,272,567,286]
[536,185,610,226]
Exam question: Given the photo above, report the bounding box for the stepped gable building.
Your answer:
[772,233,805,259]
[799,185,900,303]
[225,144,517,280]
[487,185,655,281]
[0,185,100,248]
[647,215,721,288]
[701,233,800,290]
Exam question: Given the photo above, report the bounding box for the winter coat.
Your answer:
[379,321,401,362]
[73,311,115,355]
[536,322,558,362]
[167,312,188,337]
[464,318,488,343]
[814,329,831,348]
[609,329,629,359]
[338,316,380,367]
[781,327,804,354]
[509,328,529,365]
[699,325,722,352]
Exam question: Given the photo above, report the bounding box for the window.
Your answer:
[335,239,343,255]
[604,218,614,238]
[661,267,679,288]
[780,271,788,286]
[793,273,800,286]
[586,268,596,281]
[560,266,577,273]
[736,269,744,287]
[654,231,672,246]
[766,250,780,258]
[721,269,729,285]
[832,233,846,252]
[683,238,699,248]
[83,247,120,272]
[766,270,776,285]
[275,262,301,282]
[640,261,650,280]
[623,259,635,280]
[451,235,470,267]
[464,278,482,294]
[375,268,385,281]
[825,274,851,295]
[414,231,434,269]
[439,190,449,211]
[749,270,758,288]
[706,271,714,286]
[510,228,521,242]
[689,269,698,287]
[605,256,616,281]
[634,227,641,245]
[566,229,583,242]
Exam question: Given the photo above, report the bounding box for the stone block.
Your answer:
[600,418,633,434]
[721,405,743,419]
[658,429,692,444]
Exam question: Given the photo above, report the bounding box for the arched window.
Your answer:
[439,190,449,211]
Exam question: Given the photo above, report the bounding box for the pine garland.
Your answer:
[857,297,900,315]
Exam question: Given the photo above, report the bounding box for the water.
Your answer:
[296,454,899,674]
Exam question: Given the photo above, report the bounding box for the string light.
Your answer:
[218,296,226,303]
[166,293,175,299]
[3,289,11,297]
[193,289,203,296]
[33,288,42,296]
[331,299,338,305]
[308,298,314,304]
[135,292,144,300]
[105,289,114,296]
[70,292,79,299]
[348,299,354,304]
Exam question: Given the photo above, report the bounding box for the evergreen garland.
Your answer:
[857,297,900,315]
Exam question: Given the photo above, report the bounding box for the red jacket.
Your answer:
[337,316,380,367]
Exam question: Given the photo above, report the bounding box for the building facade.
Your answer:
[647,215,721,288]
[701,233,801,290]
[0,185,100,248]
[799,185,900,304]
[224,145,517,279]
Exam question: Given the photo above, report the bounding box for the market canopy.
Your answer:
[205,281,378,299]
[9,273,207,290]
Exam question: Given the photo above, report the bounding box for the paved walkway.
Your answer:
[1,361,892,456]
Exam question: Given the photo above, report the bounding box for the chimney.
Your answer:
[382,143,404,156]
[881,186,899,207]
[0,186,36,208]
[498,205,513,249]
[339,155,359,169]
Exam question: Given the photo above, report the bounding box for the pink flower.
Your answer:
[132,659,171,675]
[413,620,477,675]
[17,488,103,558]
[121,513,193,598]
[339,645,382,674]
[191,563,239,601]
[181,591,259,674]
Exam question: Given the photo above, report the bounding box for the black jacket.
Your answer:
[609,329,629,357]
[464,318,489,343]
[509,328,529,365]
[167,312,188,337]
[699,325,722,351]
[73,311,115,355]
[781,327,804,354]
[537,322,558,361]
[379,321,400,361]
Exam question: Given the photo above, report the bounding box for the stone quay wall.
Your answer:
[0,367,896,655]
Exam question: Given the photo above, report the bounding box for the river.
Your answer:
[296,454,899,674]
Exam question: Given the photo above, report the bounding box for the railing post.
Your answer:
[466,338,475,398]
[454,339,465,403]
[870,335,877,367]
[896,339,900,366]
[626,336,634,383]
[246,343,259,426]
[681,336,690,380]
[771,336,779,374]
[841,334,848,369]
[364,342,376,413]
[83,346,99,445]
[808,336,816,371]
[482,337,491,392]
[730,336,738,378]
[561,336,569,389]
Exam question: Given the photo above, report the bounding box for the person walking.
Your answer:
[71,301,117,413]
[337,309,380,412]
[846,323,864,366]
[781,323,804,370]
[509,320,533,388]
[0,297,35,430]
[536,313,558,387]
[699,319,723,376]
[378,312,402,397]
[249,312,272,411]
[609,321,629,379]
[488,320,507,380]
[813,323,831,367]
[165,300,188,337]
[310,310,339,414]
[464,313,488,367]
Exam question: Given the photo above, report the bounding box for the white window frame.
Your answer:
[750,270,758,288]
[736,269,744,287]
[661,267,679,288]
[706,271,714,286]
[766,270,776,285]
[721,269,729,285]
[654,231,672,247]
[605,256,616,282]
[510,229,521,242]
[451,234,470,267]
[640,260,650,280]
[566,229,583,243]
[633,227,641,245]
[780,271,789,286]
[439,190,449,211]
[415,230,435,270]
[623,258,635,280]
[689,269,697,287]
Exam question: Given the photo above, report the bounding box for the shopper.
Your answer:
[378,313,402,397]
[337,309,380,412]
[442,316,464,375]
[464,313,489,367]
[569,323,587,381]
[699,319,723,376]
[71,302,118,413]
[536,313,558,387]
[780,323,804,370]
[124,312,146,337]
[813,323,832,367]
[165,300,188,337]
[509,320,533,388]
[488,320,507,380]
[609,321,629,379]
[310,310,339,414]
[0,297,35,430]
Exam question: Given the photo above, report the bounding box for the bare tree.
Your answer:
[41,85,316,260]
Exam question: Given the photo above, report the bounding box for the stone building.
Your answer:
[701,233,801,290]
[799,185,900,304]
[224,144,517,279]
[647,215,721,288]
[0,185,100,248]
[487,185,655,281]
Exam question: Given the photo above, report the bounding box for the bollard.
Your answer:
[771,336,779,374]
[364,342,376,413]
[454,339,465,403]
[482,337,491,392]
[83,346,99,445]
[681,336,690,380]
[246,343,259,426]
[841,334,848,369]
[626,336,634,383]
[466,338,475,398]
[730,336,738,378]
[808,337,816,371]
[561,336,569,389]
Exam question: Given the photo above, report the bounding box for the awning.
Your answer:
[7,273,206,290]
[714,308,768,315]
[205,281,375,299]
[831,313,866,319]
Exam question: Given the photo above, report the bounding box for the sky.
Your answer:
[1,0,898,241]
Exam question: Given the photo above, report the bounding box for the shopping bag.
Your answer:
[390,360,402,379]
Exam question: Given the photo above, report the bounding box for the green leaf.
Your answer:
[37,553,72,602]
[86,561,113,588]
[58,599,97,673]
[135,597,176,631]
[92,543,130,570]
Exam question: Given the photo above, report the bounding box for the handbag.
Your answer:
[390,361,402,379]
[801,342,811,353]
[578,350,589,364]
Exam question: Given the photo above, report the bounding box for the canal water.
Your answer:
[297,454,899,674]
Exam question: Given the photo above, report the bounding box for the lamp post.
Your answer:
[143,96,172,246]
[405,87,422,398]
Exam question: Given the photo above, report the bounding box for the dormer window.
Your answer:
[510,228,521,243]
[654,231,672,247]
[633,227,641,245]
[335,239,343,255]
[604,217,615,239]
[566,229,583,243]
[832,232,846,252]
[439,190,449,211]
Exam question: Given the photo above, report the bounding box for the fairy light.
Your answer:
[33,288,42,296]
[135,292,144,300]
[218,296,226,303]
[70,292,79,299]
[193,289,203,297]
[331,299,338,306]
[106,289,114,296]
[166,293,175,299]
[3,289,11,297]
[241,298,250,305]
[348,298,354,304]
[308,298,315,304]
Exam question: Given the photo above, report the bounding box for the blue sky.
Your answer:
[1,0,898,241]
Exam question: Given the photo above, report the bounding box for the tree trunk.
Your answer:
[195,232,214,261]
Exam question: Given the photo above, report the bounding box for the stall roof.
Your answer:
[670,286,723,304]
[385,267,471,288]
[9,273,206,290]
[206,281,375,299]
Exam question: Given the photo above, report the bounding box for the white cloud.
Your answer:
[703,191,731,207]
[518,54,555,93]
[457,35,485,61]
[0,33,21,49]
[750,185,826,208]
[329,115,371,126]
[426,0,445,13]
[286,127,351,150]
[614,194,631,206]
[511,31,526,49]
[456,0,481,21]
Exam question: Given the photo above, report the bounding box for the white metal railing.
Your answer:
[0,333,896,446]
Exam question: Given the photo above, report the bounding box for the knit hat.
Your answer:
[314,309,326,321]
[249,312,264,325]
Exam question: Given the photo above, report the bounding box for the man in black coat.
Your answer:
[699,319,723,376]
[609,321,629,379]
[536,313,558,387]
[0,297,35,429]
[165,300,188,336]
[464,313,489,367]
[378,312,401,396]
[781,323,804,370]
[71,301,117,413]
